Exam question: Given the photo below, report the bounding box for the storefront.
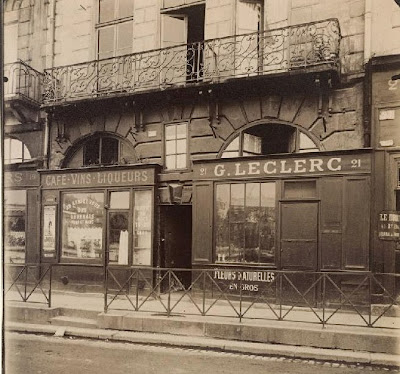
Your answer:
[39,165,159,286]
[191,150,372,275]
[4,170,41,264]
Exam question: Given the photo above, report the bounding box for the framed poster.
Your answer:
[42,205,57,258]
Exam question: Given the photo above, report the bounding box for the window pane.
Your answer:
[225,136,239,151]
[176,123,187,139]
[110,191,130,209]
[101,137,119,164]
[23,144,32,160]
[243,133,261,154]
[133,190,152,265]
[166,140,176,155]
[176,154,186,169]
[176,139,186,153]
[216,184,230,262]
[62,193,104,259]
[165,125,176,140]
[230,222,244,262]
[299,132,318,150]
[166,155,176,169]
[98,27,115,59]
[221,151,240,158]
[259,183,276,263]
[118,0,134,18]
[117,21,133,55]
[42,205,56,259]
[99,0,115,23]
[84,138,100,165]
[108,211,129,264]
[10,139,23,162]
[284,180,317,199]
[230,184,245,222]
[4,190,26,263]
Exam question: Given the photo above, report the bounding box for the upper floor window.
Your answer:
[165,123,188,170]
[84,136,119,166]
[221,123,319,158]
[97,0,134,59]
[4,138,32,164]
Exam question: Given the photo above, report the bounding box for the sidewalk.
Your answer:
[4,290,400,367]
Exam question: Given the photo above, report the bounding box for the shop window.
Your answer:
[165,123,188,170]
[62,193,105,260]
[4,138,32,164]
[133,190,152,265]
[215,182,276,264]
[83,136,119,166]
[97,0,134,59]
[4,190,26,263]
[221,124,318,158]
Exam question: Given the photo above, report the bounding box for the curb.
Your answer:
[6,322,400,368]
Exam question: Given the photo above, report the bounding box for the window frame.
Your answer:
[95,0,135,60]
[164,122,189,171]
[214,180,277,266]
[4,137,32,164]
[4,189,28,264]
[83,135,121,166]
[220,126,319,158]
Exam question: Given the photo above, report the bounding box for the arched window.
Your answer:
[4,138,32,164]
[64,134,136,168]
[221,123,319,158]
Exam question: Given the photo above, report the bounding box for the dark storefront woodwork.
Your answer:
[4,171,41,264]
[192,150,372,272]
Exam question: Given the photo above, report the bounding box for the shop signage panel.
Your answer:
[41,168,155,189]
[4,171,40,187]
[213,269,276,295]
[378,211,400,241]
[194,153,371,180]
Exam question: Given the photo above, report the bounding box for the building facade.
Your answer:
[3,0,400,296]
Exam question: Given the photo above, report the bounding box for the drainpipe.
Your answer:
[364,0,372,63]
[49,0,56,68]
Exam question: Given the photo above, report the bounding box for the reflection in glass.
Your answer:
[62,193,104,259]
[108,212,129,265]
[133,190,152,265]
[4,190,26,263]
[215,182,276,264]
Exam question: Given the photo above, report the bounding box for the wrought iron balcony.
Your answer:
[43,18,340,106]
[4,61,43,106]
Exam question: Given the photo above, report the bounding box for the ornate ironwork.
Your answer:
[4,60,44,105]
[43,18,341,105]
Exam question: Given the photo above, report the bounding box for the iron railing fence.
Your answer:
[104,267,399,328]
[6,263,398,329]
[4,61,44,104]
[4,263,52,306]
[43,18,340,105]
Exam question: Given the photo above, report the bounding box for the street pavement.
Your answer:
[5,332,399,374]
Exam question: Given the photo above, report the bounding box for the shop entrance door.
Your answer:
[161,205,192,289]
[280,201,319,304]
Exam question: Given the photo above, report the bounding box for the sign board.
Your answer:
[213,269,276,295]
[194,153,371,180]
[378,211,400,241]
[4,171,40,187]
[41,167,155,189]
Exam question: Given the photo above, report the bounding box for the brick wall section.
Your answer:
[53,0,93,66]
[290,0,365,75]
[371,0,400,56]
[133,0,159,52]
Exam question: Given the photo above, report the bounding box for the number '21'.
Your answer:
[351,159,361,168]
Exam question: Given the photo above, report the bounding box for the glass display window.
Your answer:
[215,182,276,264]
[61,192,105,260]
[4,190,27,263]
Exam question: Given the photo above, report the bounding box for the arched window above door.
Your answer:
[220,123,319,158]
[4,137,32,164]
[63,134,136,168]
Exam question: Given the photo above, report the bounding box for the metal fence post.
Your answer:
[104,266,108,313]
[24,266,28,302]
[167,270,171,317]
[239,272,243,323]
[48,265,52,308]
[368,273,372,327]
[322,273,326,328]
[279,273,283,321]
[202,270,206,316]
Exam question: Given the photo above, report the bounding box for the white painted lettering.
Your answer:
[309,159,324,172]
[327,157,342,171]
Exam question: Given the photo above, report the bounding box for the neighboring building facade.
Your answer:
[3,0,399,296]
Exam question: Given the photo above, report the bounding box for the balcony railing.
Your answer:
[43,18,341,105]
[4,60,44,105]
